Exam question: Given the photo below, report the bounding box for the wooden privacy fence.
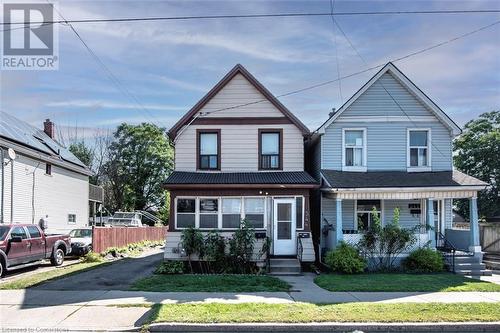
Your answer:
[480,224,500,253]
[92,226,168,253]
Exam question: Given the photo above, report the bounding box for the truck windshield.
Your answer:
[70,229,92,238]
[0,226,9,241]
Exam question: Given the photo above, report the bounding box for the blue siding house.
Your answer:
[310,63,488,274]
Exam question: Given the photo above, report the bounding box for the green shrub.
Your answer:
[81,252,104,263]
[155,261,185,274]
[403,248,445,273]
[325,242,366,274]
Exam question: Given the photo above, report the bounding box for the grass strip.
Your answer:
[147,302,500,323]
[314,273,500,292]
[0,261,107,290]
[130,274,291,292]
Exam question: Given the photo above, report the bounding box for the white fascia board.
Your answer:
[321,185,486,193]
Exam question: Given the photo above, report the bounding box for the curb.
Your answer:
[149,322,500,332]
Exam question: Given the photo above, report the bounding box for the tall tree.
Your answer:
[454,111,500,219]
[104,123,174,213]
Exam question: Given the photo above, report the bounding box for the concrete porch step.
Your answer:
[454,263,486,270]
[483,260,500,270]
[269,266,301,274]
[269,257,301,275]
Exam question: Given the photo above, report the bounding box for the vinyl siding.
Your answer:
[0,153,89,234]
[175,124,304,171]
[321,72,453,171]
[201,74,284,118]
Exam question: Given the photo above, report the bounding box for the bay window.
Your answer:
[408,129,430,169]
[343,128,366,171]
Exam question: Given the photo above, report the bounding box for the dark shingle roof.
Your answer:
[321,169,487,189]
[165,171,317,185]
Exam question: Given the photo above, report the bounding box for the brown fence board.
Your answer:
[92,226,168,253]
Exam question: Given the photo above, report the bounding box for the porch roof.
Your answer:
[321,170,486,189]
[321,170,486,200]
[164,171,318,189]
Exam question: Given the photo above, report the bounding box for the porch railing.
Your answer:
[436,231,456,272]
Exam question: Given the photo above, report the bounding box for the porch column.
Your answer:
[426,198,436,247]
[335,198,343,244]
[469,196,481,254]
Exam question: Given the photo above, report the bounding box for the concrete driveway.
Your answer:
[33,249,164,290]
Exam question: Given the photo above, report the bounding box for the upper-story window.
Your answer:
[408,129,430,170]
[259,129,282,170]
[342,128,366,171]
[197,130,220,170]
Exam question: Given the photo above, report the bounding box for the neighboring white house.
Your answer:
[0,112,95,234]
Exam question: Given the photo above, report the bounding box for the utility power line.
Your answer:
[329,0,343,103]
[46,2,169,128]
[203,18,500,118]
[2,9,500,27]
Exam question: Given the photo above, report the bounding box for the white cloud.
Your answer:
[45,99,186,112]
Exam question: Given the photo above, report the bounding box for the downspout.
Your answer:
[1,148,4,224]
[30,161,41,224]
[10,158,13,224]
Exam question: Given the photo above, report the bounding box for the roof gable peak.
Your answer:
[168,64,310,139]
[316,62,461,135]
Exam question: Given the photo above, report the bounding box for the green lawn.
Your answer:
[147,302,500,323]
[0,261,106,290]
[130,274,291,292]
[314,273,500,292]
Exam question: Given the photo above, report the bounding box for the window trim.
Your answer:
[354,199,384,231]
[68,214,77,224]
[342,128,367,172]
[174,196,267,231]
[407,128,432,172]
[258,128,283,170]
[196,129,221,171]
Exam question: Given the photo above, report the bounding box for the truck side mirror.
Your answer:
[10,236,23,243]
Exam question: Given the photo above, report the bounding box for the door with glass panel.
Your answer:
[273,198,296,255]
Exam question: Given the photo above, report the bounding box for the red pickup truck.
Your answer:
[0,224,71,277]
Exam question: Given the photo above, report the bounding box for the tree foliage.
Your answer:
[453,111,500,218]
[104,123,174,213]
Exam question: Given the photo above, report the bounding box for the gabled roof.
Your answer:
[316,62,462,136]
[168,64,310,140]
[0,111,92,175]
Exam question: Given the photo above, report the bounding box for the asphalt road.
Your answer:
[32,249,164,290]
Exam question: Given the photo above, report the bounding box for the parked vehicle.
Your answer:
[0,224,71,277]
[69,228,92,256]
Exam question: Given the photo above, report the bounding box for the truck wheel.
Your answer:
[51,248,65,266]
[0,259,5,277]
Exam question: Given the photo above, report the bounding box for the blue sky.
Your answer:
[1,0,499,142]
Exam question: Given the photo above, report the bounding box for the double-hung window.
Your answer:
[408,129,430,170]
[197,130,220,170]
[343,129,366,171]
[356,200,381,232]
[222,198,242,229]
[199,198,218,228]
[259,129,282,170]
[176,198,196,228]
[244,198,265,229]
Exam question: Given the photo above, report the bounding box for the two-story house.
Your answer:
[164,65,317,270]
[310,63,488,274]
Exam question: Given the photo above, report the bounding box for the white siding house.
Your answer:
[0,112,93,234]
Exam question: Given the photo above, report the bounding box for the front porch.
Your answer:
[320,170,487,262]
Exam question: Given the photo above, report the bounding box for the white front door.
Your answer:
[273,198,296,255]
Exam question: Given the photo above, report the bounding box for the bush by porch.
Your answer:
[314,273,500,292]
